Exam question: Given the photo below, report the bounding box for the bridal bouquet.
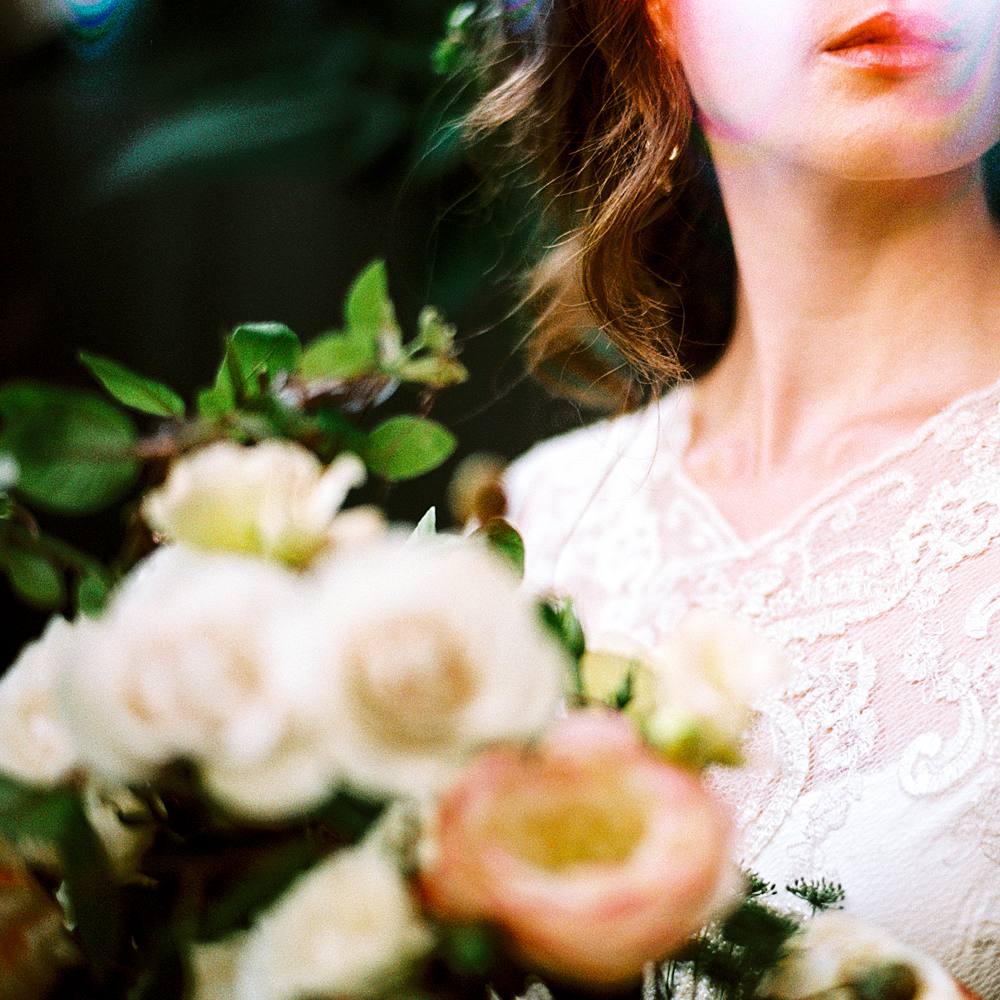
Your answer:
[0,264,971,999]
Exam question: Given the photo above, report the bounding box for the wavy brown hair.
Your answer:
[467,0,736,411]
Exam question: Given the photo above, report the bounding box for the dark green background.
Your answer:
[0,0,588,661]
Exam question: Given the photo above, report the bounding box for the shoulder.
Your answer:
[502,387,690,587]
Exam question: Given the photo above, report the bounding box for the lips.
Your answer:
[821,11,957,76]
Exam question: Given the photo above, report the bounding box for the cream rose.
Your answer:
[760,912,966,1000]
[234,843,433,1000]
[142,441,370,567]
[636,610,788,767]
[276,536,567,799]
[59,547,338,819]
[419,710,738,987]
[0,617,79,787]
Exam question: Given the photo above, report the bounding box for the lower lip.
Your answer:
[821,42,952,77]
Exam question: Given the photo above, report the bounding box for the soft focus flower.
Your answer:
[142,441,368,567]
[760,912,966,1000]
[447,452,508,526]
[419,710,737,987]
[578,632,659,719]
[235,842,433,1000]
[59,547,337,819]
[276,535,567,799]
[0,617,79,787]
[191,935,246,1000]
[641,610,788,768]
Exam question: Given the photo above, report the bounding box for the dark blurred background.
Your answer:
[0,0,588,660]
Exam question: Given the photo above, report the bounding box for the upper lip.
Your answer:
[822,11,956,52]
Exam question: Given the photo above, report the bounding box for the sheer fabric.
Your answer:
[504,378,1000,997]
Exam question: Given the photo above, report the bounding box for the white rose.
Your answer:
[142,441,368,567]
[59,547,338,819]
[643,609,788,767]
[191,935,246,1000]
[0,617,79,787]
[277,536,567,799]
[761,912,963,1000]
[235,843,433,1000]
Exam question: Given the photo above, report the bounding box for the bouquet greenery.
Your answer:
[0,265,970,1000]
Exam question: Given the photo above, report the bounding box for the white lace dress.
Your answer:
[504,378,1000,997]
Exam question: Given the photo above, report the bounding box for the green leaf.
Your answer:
[415,305,458,354]
[199,840,319,942]
[1,548,65,609]
[76,570,111,617]
[474,518,525,578]
[362,415,456,482]
[0,383,139,515]
[539,598,587,696]
[202,324,302,413]
[345,260,392,333]
[59,797,124,979]
[300,329,379,380]
[397,356,468,388]
[411,507,437,539]
[78,351,185,419]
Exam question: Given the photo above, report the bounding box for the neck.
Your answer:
[694,149,1000,469]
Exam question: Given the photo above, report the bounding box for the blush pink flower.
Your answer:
[419,710,737,987]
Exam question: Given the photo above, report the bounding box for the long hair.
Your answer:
[467,0,734,411]
[469,0,1000,412]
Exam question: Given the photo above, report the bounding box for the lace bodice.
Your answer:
[504,378,1000,997]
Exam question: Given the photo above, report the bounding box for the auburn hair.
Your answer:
[467,0,737,411]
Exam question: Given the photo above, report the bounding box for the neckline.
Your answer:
[657,369,1000,557]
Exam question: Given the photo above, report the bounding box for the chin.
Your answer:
[789,113,1000,183]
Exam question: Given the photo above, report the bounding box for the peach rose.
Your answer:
[419,710,737,987]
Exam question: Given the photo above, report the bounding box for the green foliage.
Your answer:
[852,963,920,1000]
[363,415,457,482]
[612,668,636,711]
[474,517,525,577]
[661,898,801,1000]
[433,3,478,76]
[0,546,65,609]
[300,328,380,380]
[0,383,139,514]
[198,839,321,942]
[75,570,112,617]
[440,923,499,977]
[200,323,302,416]
[786,878,845,914]
[538,598,588,701]
[300,263,466,393]
[78,351,185,419]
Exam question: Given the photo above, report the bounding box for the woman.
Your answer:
[478,1,1000,994]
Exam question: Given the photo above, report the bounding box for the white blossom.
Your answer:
[235,843,433,1000]
[59,547,338,819]
[761,912,963,999]
[142,441,368,567]
[643,609,788,766]
[0,617,79,787]
[277,535,567,800]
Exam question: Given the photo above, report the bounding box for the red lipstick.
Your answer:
[821,11,956,77]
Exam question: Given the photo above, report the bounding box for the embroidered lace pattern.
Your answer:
[504,379,1000,997]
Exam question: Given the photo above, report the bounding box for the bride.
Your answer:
[473,0,1000,994]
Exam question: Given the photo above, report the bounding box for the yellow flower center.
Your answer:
[486,781,649,871]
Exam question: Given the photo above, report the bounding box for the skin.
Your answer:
[645,0,1000,541]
